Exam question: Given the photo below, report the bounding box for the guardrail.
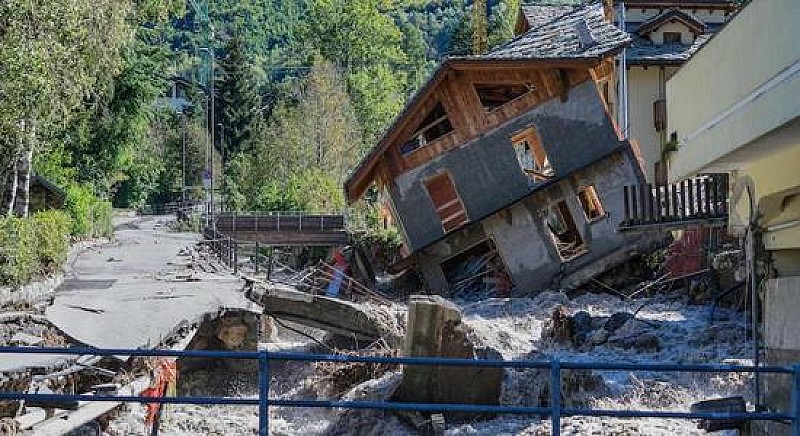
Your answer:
[0,346,798,435]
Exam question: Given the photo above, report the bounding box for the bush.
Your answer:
[0,211,73,287]
[65,184,113,238]
[32,210,72,274]
[0,216,37,286]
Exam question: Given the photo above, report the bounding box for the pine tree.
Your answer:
[216,30,262,162]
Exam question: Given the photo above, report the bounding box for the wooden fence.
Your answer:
[620,174,729,230]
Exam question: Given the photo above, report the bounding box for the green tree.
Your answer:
[216,30,262,161]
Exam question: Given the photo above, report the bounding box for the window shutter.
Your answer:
[425,173,469,232]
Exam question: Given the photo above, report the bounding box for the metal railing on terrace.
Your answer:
[1,346,799,435]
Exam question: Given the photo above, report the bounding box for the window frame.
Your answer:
[473,83,533,113]
[423,171,469,233]
[398,102,454,156]
[511,127,553,182]
[576,185,606,223]
[545,199,588,261]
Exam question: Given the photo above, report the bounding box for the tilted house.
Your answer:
[345,3,657,296]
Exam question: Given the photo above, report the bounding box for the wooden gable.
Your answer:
[385,65,592,175]
[345,59,609,203]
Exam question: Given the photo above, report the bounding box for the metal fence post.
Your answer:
[233,240,239,274]
[551,359,561,436]
[792,365,800,436]
[259,349,270,436]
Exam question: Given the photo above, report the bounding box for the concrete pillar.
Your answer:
[393,295,503,415]
[761,277,800,436]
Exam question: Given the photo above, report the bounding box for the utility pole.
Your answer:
[210,27,216,229]
[188,0,215,228]
[181,113,187,210]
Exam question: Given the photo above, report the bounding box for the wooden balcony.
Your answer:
[619,174,729,231]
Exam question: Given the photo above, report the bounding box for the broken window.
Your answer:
[474,84,531,111]
[441,240,512,297]
[424,171,468,233]
[545,201,586,260]
[399,102,453,155]
[577,185,605,221]
[512,128,553,181]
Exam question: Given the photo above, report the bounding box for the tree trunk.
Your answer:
[14,147,32,217]
[14,120,35,218]
[5,161,18,217]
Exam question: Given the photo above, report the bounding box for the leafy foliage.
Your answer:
[65,184,113,238]
[0,210,72,286]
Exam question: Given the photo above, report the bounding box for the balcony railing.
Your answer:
[620,174,729,231]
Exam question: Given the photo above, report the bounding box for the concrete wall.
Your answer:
[667,0,800,181]
[762,277,800,436]
[416,149,655,294]
[389,81,624,253]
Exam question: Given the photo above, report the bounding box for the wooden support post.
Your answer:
[255,242,260,274]
[623,185,630,225]
[233,240,239,274]
[639,183,649,223]
[697,178,705,217]
[654,184,662,222]
[267,248,274,281]
[671,183,679,220]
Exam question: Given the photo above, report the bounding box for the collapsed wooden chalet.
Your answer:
[345,3,658,296]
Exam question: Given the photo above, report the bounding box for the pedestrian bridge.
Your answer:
[209,212,348,246]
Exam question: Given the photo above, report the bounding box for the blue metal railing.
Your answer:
[0,346,798,435]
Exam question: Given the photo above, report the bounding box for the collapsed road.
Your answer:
[44,216,259,352]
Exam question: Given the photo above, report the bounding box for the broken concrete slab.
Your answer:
[10,332,44,346]
[392,295,503,417]
[46,281,258,352]
[247,283,403,346]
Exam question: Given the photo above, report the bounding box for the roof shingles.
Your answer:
[479,3,631,61]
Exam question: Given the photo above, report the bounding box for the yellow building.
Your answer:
[616,0,736,183]
[667,0,800,431]
[517,1,738,184]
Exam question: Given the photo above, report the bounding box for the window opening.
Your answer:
[399,102,453,155]
[663,32,682,44]
[546,200,585,259]
[474,84,531,112]
[577,186,605,221]
[512,128,553,181]
[440,240,512,297]
[424,172,468,233]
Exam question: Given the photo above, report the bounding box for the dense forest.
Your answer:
[1,0,545,219]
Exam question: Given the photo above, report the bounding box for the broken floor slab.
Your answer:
[246,283,404,346]
[46,280,258,351]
